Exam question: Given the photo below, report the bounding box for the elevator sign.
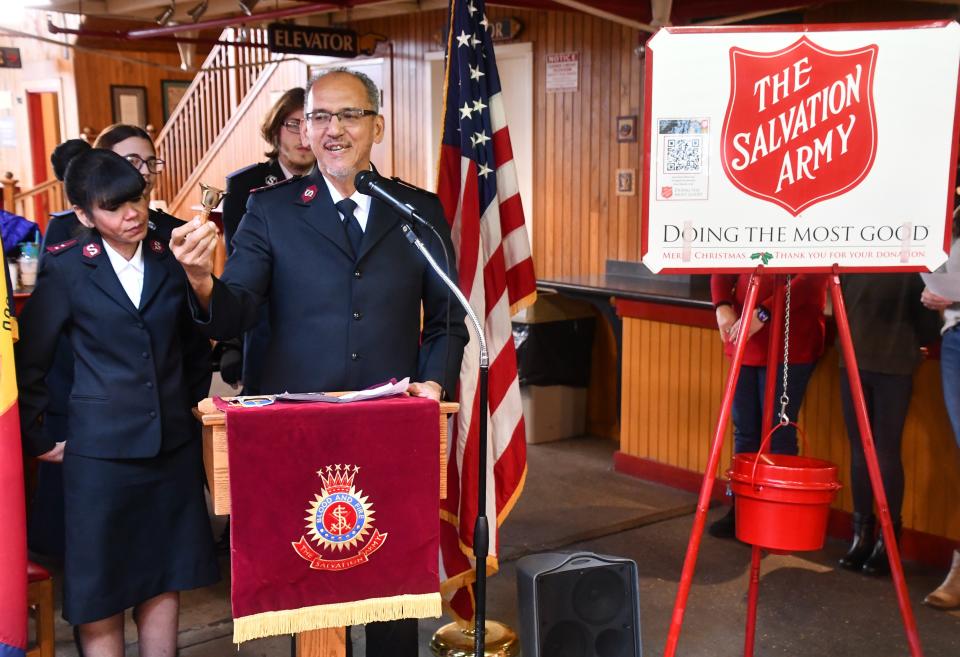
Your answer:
[641,22,960,274]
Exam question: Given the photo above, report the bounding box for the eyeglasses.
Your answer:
[281,118,302,134]
[305,108,378,127]
[124,154,165,174]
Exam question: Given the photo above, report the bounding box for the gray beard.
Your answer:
[324,165,353,180]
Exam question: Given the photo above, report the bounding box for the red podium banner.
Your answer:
[217,396,442,643]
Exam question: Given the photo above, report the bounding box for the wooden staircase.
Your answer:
[155,27,306,216]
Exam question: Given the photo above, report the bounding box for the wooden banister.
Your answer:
[1,173,65,233]
[154,27,273,206]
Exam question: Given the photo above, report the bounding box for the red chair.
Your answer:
[26,561,54,657]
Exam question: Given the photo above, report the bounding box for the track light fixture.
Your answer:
[154,2,175,26]
[237,0,259,16]
[187,0,208,23]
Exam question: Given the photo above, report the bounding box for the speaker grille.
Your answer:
[523,554,641,657]
[573,567,626,625]
[543,620,590,657]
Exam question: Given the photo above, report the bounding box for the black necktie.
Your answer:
[336,198,363,256]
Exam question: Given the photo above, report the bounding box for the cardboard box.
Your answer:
[521,385,587,444]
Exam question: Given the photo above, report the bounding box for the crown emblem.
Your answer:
[319,463,358,494]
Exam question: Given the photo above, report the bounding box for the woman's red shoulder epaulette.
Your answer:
[45,238,79,256]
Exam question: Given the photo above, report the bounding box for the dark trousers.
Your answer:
[345,619,418,657]
[731,363,816,455]
[840,368,913,521]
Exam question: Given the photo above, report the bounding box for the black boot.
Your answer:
[862,519,902,576]
[839,512,875,571]
[708,504,736,539]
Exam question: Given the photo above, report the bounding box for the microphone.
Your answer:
[354,169,452,278]
[354,170,429,226]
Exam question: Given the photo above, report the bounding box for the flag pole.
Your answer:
[398,223,490,656]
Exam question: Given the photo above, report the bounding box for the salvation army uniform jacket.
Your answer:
[39,208,187,436]
[223,160,285,254]
[16,229,211,459]
[191,169,470,397]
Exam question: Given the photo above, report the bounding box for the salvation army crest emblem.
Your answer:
[82,243,101,258]
[720,36,878,216]
[292,464,387,571]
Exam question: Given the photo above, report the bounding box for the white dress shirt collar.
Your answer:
[102,240,145,308]
[321,173,372,231]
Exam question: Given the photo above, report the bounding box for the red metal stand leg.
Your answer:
[663,271,763,657]
[744,545,762,657]
[741,278,784,657]
[829,271,924,657]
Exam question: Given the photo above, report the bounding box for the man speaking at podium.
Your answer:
[170,69,469,656]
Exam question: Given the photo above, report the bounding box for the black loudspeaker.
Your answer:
[516,551,642,657]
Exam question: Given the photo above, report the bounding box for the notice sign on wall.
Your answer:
[546,52,579,92]
[641,22,960,273]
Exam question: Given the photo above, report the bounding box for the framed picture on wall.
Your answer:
[161,80,190,122]
[616,168,636,196]
[617,115,637,143]
[111,85,147,127]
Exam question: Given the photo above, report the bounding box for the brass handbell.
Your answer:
[198,182,226,224]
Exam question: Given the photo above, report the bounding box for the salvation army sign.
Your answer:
[642,22,960,273]
[722,37,878,216]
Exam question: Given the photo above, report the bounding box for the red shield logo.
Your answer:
[721,36,878,216]
[661,186,673,199]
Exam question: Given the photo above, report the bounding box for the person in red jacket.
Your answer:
[709,273,828,538]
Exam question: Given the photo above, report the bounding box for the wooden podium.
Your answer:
[194,397,458,657]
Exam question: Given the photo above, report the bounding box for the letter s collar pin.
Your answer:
[301,185,317,203]
[83,243,101,258]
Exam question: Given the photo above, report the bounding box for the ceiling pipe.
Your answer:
[47,17,267,49]
[126,1,346,39]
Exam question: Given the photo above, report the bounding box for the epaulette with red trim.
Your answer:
[45,238,78,256]
[250,175,302,194]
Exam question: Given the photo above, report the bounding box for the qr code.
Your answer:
[664,137,702,173]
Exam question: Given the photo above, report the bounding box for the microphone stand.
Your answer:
[399,222,490,657]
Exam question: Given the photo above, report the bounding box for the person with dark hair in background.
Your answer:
[218,87,316,393]
[838,273,941,575]
[16,147,218,656]
[28,126,187,561]
[170,68,468,657]
[46,124,182,245]
[222,87,315,251]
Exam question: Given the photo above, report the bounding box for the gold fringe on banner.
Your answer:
[232,592,442,644]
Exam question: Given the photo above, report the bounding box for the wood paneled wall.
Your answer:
[351,7,644,280]
[620,317,960,542]
[73,49,195,136]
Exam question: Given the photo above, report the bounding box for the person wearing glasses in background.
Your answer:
[45,125,179,247]
[217,88,316,395]
[222,87,316,253]
[27,127,183,565]
[170,68,468,657]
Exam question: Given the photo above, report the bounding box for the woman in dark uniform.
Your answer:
[30,127,185,560]
[16,147,219,657]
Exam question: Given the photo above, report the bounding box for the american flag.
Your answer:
[436,0,537,622]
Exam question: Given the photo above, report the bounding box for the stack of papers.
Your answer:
[276,377,410,403]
